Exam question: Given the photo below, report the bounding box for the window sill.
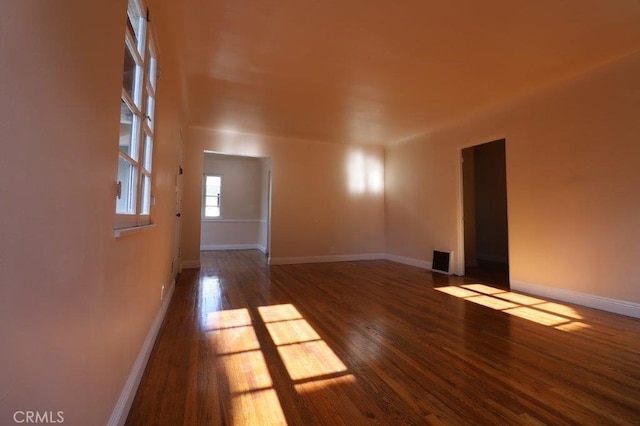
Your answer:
[114,223,156,238]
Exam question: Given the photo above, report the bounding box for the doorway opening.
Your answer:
[461,139,510,287]
[199,152,272,260]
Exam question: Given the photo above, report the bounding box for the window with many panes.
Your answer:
[116,0,158,229]
[203,175,222,218]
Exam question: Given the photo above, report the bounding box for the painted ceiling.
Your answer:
[158,0,640,144]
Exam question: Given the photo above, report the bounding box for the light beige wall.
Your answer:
[386,50,640,303]
[0,0,185,423]
[201,221,262,248]
[182,130,386,264]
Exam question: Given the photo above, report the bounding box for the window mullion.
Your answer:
[122,90,142,116]
[118,151,136,165]
[125,33,143,65]
[133,99,145,223]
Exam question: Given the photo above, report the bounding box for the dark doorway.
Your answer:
[462,139,509,287]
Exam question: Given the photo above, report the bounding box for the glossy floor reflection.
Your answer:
[126,250,640,425]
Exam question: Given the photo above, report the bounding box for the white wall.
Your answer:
[0,0,186,423]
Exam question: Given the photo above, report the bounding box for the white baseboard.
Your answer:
[384,253,432,270]
[269,253,385,265]
[201,243,262,251]
[107,278,176,426]
[511,279,640,319]
[181,259,201,269]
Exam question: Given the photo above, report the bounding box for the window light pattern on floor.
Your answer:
[258,304,351,383]
[205,302,355,425]
[207,308,287,425]
[436,284,590,331]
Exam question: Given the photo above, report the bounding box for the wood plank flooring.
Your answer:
[126,250,640,425]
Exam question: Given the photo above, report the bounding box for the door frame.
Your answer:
[173,130,185,277]
[266,169,272,259]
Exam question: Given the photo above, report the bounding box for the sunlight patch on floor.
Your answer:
[437,286,479,298]
[231,389,287,426]
[258,304,303,322]
[436,285,590,331]
[466,295,518,310]
[461,284,505,295]
[555,321,591,332]
[211,326,261,355]
[206,308,252,330]
[503,307,568,326]
[492,292,545,306]
[206,303,356,424]
[265,319,321,346]
[277,341,348,381]
[259,304,354,385]
[219,350,273,393]
[534,302,583,319]
[207,306,288,425]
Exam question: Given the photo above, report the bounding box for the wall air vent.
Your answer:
[432,250,452,275]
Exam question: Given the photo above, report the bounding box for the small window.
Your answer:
[203,175,222,218]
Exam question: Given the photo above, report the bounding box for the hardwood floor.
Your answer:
[126,250,640,425]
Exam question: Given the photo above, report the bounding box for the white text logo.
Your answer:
[13,411,64,424]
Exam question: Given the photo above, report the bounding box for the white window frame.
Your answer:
[115,0,158,230]
[202,174,223,219]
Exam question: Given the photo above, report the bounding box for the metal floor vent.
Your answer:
[432,250,451,275]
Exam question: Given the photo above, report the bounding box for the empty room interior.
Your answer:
[1,0,640,424]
